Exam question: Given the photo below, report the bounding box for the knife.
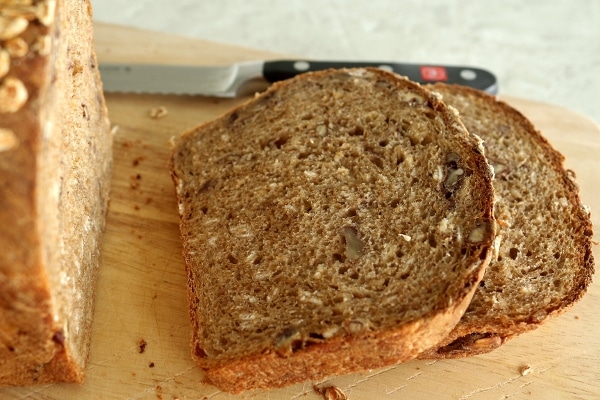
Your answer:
[98,59,498,97]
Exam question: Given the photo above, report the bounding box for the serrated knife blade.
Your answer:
[98,59,498,97]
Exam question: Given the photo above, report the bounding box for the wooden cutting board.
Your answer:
[2,23,599,400]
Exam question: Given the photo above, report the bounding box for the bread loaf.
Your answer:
[170,68,495,392]
[0,0,112,385]
[420,84,594,358]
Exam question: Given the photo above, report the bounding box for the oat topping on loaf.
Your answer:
[421,84,594,359]
[170,68,495,392]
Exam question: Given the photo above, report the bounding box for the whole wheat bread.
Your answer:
[420,84,594,358]
[0,0,112,385]
[170,68,495,392]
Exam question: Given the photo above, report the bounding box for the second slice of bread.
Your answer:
[420,84,595,358]
[170,68,495,392]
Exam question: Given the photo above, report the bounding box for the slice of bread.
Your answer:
[420,84,594,358]
[170,68,495,392]
[0,0,112,385]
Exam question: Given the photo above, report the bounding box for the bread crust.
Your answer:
[171,68,495,392]
[0,0,111,385]
[420,84,594,359]
[204,289,479,393]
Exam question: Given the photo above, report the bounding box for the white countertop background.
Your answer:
[91,0,599,124]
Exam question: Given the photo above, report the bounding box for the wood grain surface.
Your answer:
[1,23,598,400]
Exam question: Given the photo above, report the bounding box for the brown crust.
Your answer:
[170,68,496,392]
[0,0,110,385]
[0,3,61,386]
[420,84,595,359]
[204,288,479,393]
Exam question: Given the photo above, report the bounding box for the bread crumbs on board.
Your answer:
[130,173,142,189]
[520,365,532,376]
[138,339,147,353]
[132,155,147,166]
[313,385,348,400]
[149,106,168,119]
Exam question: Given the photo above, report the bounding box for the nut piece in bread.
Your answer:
[170,68,495,392]
[0,0,112,385]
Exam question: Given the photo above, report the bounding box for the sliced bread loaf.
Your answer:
[420,84,594,358]
[0,0,112,385]
[170,68,495,392]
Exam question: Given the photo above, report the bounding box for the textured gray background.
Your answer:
[91,0,600,124]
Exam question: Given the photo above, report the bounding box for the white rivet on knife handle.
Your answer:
[378,64,394,72]
[293,61,310,71]
[460,69,477,80]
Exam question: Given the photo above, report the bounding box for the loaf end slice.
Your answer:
[170,68,495,392]
[0,0,112,385]
[420,84,594,358]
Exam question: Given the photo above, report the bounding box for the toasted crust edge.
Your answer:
[201,259,486,393]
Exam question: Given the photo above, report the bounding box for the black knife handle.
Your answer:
[263,60,498,94]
